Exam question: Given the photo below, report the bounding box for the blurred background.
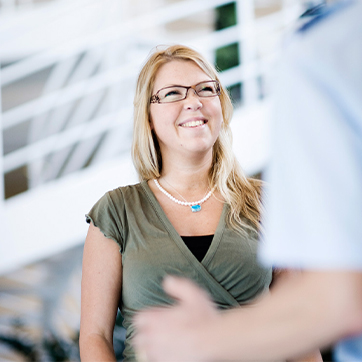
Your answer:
[0,0,323,360]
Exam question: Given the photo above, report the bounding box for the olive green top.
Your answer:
[86,181,272,361]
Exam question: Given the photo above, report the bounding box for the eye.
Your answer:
[200,86,213,92]
[158,87,185,102]
[165,89,182,97]
[197,83,216,95]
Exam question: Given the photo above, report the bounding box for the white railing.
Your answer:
[2,2,300,172]
[0,0,302,274]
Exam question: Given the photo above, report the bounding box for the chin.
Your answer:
[187,143,213,156]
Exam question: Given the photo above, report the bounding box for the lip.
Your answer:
[178,117,208,128]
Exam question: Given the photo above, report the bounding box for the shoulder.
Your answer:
[285,0,362,61]
[297,0,360,35]
[88,182,145,216]
[104,181,152,215]
[107,181,146,201]
[280,0,362,96]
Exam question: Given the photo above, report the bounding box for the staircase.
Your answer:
[0,0,303,274]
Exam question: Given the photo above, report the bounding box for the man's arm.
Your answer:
[134,271,362,362]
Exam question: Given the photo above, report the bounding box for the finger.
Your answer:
[162,276,212,306]
[133,307,161,329]
[135,349,149,362]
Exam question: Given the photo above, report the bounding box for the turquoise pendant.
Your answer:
[191,204,201,212]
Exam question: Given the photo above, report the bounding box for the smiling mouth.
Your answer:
[180,120,207,128]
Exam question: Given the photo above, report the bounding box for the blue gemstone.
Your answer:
[191,204,201,212]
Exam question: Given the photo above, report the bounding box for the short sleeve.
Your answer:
[85,192,124,252]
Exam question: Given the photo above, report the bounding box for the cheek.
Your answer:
[209,97,223,116]
[150,105,179,128]
[149,110,161,133]
[214,109,224,136]
[149,107,160,130]
[149,108,169,140]
[211,102,224,125]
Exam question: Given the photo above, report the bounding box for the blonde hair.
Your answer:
[132,44,263,234]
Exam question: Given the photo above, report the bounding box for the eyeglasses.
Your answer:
[150,80,221,104]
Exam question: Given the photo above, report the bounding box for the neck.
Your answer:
[160,154,212,193]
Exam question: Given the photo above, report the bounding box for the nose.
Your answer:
[184,88,202,109]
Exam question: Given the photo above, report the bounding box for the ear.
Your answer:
[149,116,154,130]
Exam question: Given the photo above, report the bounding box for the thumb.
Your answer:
[162,276,212,306]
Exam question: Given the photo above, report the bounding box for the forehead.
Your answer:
[153,60,211,90]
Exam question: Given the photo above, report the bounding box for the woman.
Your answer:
[79,45,321,362]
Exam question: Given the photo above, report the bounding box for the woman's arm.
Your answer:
[79,223,123,362]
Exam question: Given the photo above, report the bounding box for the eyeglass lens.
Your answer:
[154,81,219,103]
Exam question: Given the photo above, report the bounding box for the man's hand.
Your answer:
[133,276,219,362]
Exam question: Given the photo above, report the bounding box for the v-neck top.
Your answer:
[85,181,272,361]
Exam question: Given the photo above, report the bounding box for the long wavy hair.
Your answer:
[132,44,263,234]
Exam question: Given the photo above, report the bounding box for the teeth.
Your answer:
[181,120,205,127]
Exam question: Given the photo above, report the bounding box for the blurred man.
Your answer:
[134,1,362,361]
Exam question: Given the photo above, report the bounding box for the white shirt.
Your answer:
[259,1,362,360]
[260,0,362,270]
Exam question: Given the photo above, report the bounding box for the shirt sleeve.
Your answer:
[259,12,362,270]
[86,191,125,252]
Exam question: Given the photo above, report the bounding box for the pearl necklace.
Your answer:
[154,179,214,213]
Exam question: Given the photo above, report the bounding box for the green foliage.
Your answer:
[215,2,237,30]
[0,334,39,361]
[227,83,243,107]
[214,2,243,105]
[0,325,81,362]
[214,2,239,71]
[43,332,80,362]
[215,43,240,72]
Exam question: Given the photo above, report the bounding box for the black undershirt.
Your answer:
[180,235,214,262]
